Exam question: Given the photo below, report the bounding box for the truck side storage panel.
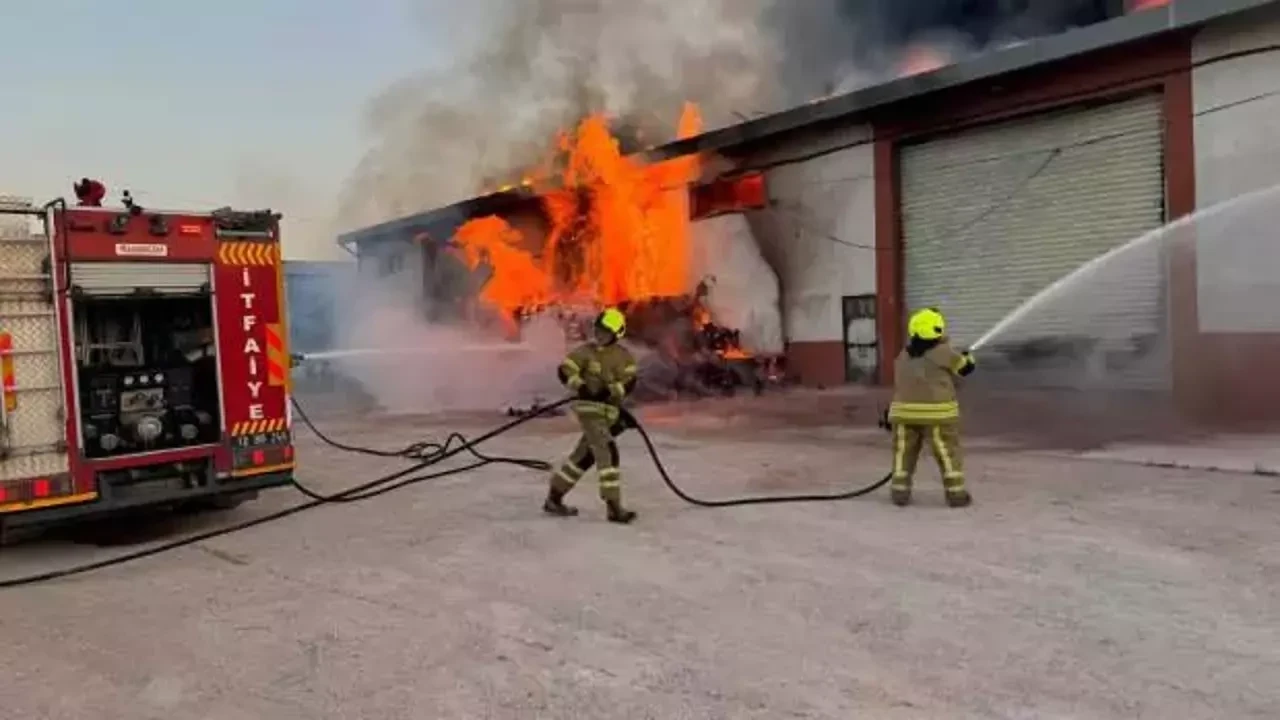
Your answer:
[214,237,293,479]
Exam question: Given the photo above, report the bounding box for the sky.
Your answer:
[0,0,444,261]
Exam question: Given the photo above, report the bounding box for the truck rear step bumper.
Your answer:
[0,472,294,529]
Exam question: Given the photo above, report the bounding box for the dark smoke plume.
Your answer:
[769,0,1126,97]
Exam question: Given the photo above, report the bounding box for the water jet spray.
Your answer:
[968,182,1280,355]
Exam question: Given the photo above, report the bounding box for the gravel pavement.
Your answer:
[1,400,1278,719]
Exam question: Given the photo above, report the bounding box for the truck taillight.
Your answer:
[230,431,295,478]
[0,475,81,509]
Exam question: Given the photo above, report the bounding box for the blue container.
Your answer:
[282,260,355,353]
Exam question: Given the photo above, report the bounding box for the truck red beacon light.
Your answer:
[0,188,295,538]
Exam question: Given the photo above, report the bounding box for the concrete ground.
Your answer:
[2,393,1279,719]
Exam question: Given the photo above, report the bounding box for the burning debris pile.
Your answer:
[448,104,785,401]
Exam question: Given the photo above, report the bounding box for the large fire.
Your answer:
[453,104,703,330]
[450,103,780,398]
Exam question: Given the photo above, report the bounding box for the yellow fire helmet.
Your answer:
[907,307,946,341]
[596,307,627,338]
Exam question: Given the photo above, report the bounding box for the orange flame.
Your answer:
[692,306,711,328]
[453,216,554,312]
[1127,0,1168,10]
[453,103,704,330]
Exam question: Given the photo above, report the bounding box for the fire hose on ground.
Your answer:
[0,394,891,589]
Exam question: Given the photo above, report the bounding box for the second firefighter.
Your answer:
[544,308,640,524]
[887,307,976,508]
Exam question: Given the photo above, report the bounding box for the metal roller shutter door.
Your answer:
[70,263,211,295]
[900,93,1168,389]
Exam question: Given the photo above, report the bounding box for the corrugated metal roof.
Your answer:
[340,0,1279,250]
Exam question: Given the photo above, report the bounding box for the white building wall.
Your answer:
[356,239,422,284]
[351,239,428,327]
[744,123,878,344]
[1193,5,1280,204]
[1192,6,1280,331]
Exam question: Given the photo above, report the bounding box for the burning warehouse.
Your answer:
[340,0,1280,423]
[340,106,784,401]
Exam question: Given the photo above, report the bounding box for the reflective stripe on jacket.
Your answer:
[888,341,972,425]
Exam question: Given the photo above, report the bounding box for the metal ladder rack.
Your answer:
[0,196,70,476]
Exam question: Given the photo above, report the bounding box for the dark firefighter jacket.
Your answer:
[888,338,975,425]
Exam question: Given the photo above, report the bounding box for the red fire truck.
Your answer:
[0,190,295,538]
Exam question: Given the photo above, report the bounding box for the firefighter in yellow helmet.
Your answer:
[887,307,976,508]
[544,307,640,524]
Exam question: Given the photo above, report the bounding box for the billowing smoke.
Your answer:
[338,0,787,230]
[814,0,1127,94]
[311,259,566,413]
[849,0,1123,49]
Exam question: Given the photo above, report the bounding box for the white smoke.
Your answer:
[320,257,565,413]
[338,0,797,231]
[690,214,784,354]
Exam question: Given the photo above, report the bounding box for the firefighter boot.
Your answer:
[890,477,912,507]
[598,468,635,523]
[605,499,637,524]
[943,476,971,508]
[543,487,579,517]
[891,487,912,507]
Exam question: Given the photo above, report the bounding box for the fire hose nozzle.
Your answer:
[289,352,308,368]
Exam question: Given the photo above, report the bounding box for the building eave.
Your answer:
[337,189,540,253]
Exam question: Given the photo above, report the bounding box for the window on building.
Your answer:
[690,172,768,220]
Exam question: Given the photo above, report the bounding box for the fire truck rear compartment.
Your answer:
[72,295,222,460]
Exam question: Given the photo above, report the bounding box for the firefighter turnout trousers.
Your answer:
[890,422,969,505]
[549,401,625,505]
